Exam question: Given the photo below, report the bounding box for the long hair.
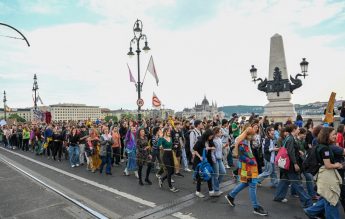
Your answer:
[317,127,335,145]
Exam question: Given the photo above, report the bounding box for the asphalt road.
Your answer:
[1,147,344,219]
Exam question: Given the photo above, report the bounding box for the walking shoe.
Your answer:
[123,169,129,176]
[76,164,80,167]
[139,180,144,186]
[145,178,152,185]
[158,177,163,188]
[303,209,322,219]
[209,191,217,197]
[184,168,192,172]
[155,173,161,178]
[195,191,205,198]
[171,179,175,183]
[134,171,139,179]
[71,165,76,168]
[225,165,231,169]
[175,173,184,177]
[253,206,268,216]
[213,191,223,197]
[273,198,288,203]
[225,195,235,206]
[170,187,179,193]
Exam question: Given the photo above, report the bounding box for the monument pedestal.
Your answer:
[264,91,296,122]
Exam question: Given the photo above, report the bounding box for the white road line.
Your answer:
[0,148,156,208]
[173,212,198,219]
[0,154,108,219]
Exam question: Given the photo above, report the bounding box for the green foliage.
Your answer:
[104,115,118,123]
[8,113,26,122]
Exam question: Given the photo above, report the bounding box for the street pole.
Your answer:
[32,74,38,110]
[3,90,7,121]
[127,19,151,124]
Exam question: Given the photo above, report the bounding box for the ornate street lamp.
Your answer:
[127,19,151,122]
[250,58,309,96]
[32,74,39,110]
[3,90,7,121]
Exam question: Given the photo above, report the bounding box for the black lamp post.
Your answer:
[250,58,309,96]
[3,90,7,121]
[127,19,151,122]
[32,74,39,110]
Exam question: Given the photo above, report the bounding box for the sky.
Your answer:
[0,0,345,111]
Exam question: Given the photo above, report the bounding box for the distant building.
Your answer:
[176,96,224,120]
[101,108,175,120]
[0,108,32,121]
[49,104,101,121]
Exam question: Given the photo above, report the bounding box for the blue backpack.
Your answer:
[193,148,214,181]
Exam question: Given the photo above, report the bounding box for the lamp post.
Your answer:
[32,74,39,110]
[250,58,309,95]
[3,91,7,121]
[127,19,151,122]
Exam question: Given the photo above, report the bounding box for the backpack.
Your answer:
[275,136,291,170]
[302,144,329,176]
[263,138,271,162]
[193,148,214,181]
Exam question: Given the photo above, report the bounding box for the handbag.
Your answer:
[194,148,214,181]
[275,137,291,170]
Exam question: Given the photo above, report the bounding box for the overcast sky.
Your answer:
[1,0,345,111]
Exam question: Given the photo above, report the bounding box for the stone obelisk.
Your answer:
[264,34,296,122]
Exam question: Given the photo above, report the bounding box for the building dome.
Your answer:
[202,96,209,106]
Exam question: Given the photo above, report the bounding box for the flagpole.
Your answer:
[142,56,151,85]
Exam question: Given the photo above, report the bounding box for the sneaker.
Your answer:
[170,187,179,193]
[225,165,231,169]
[303,209,322,219]
[158,177,163,188]
[175,173,184,177]
[209,191,217,197]
[214,191,223,196]
[184,168,192,172]
[171,179,175,183]
[76,164,80,167]
[253,206,268,216]
[134,171,139,179]
[274,198,288,203]
[123,169,129,176]
[71,165,76,168]
[195,191,205,198]
[225,195,235,207]
[155,173,161,178]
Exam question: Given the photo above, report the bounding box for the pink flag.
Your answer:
[127,63,136,83]
[146,56,159,86]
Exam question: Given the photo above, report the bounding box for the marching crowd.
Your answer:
[1,107,345,218]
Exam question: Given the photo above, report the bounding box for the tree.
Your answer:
[104,115,118,123]
[8,113,26,122]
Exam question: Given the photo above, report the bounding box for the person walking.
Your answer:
[99,126,114,175]
[136,127,153,185]
[111,126,122,166]
[157,128,179,193]
[68,127,80,168]
[193,129,216,198]
[212,127,226,196]
[123,126,138,178]
[225,127,268,216]
[274,125,312,209]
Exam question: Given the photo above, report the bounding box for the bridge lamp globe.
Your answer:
[250,65,258,80]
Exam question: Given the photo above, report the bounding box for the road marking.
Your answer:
[173,212,198,219]
[0,154,108,219]
[0,148,156,208]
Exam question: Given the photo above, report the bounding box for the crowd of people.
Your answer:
[1,111,345,218]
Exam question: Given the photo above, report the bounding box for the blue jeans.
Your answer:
[274,171,312,208]
[69,145,80,166]
[304,198,340,219]
[100,155,112,174]
[229,180,259,209]
[212,159,226,192]
[257,160,278,186]
[303,172,316,197]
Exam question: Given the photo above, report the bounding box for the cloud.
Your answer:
[1,0,345,111]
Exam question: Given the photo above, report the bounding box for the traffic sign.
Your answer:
[137,98,144,107]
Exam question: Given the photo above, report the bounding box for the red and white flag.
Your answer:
[152,92,161,109]
[127,63,136,83]
[146,56,159,86]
